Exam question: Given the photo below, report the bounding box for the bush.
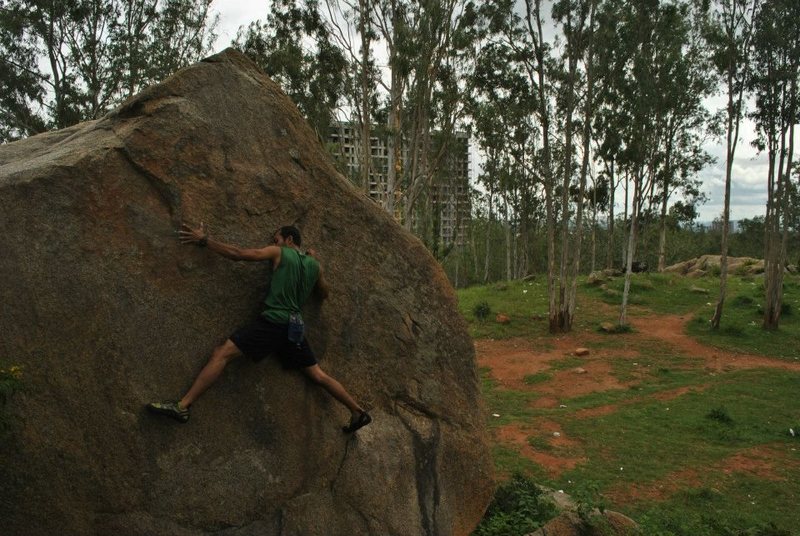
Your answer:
[474,301,491,321]
[731,295,754,308]
[0,363,23,429]
[473,473,557,536]
[0,364,22,406]
[706,406,734,425]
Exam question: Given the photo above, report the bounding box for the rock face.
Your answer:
[664,255,764,277]
[527,510,639,536]
[0,49,493,536]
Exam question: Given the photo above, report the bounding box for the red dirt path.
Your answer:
[477,313,800,491]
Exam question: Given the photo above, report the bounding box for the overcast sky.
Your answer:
[209,0,777,223]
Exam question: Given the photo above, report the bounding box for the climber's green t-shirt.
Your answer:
[261,247,320,324]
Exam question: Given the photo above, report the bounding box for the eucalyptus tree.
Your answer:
[0,0,47,141]
[372,0,411,214]
[707,0,759,329]
[606,0,663,326]
[592,0,714,326]
[144,0,218,91]
[469,41,512,281]
[323,0,378,193]
[749,0,799,330]
[397,0,478,234]
[591,0,627,269]
[235,0,348,138]
[0,0,217,139]
[478,0,561,329]
[552,0,597,332]
[651,2,715,274]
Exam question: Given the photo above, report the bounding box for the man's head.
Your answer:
[273,225,302,247]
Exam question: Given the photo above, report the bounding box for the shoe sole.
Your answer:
[343,412,371,433]
[146,404,189,423]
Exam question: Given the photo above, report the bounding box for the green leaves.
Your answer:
[0,0,218,140]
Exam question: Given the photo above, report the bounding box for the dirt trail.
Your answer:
[478,314,800,395]
[627,314,800,372]
[477,312,800,483]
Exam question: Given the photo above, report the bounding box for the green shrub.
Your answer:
[0,364,22,406]
[473,473,557,536]
[731,295,754,308]
[706,406,734,425]
[0,363,23,429]
[474,301,492,321]
[721,323,745,337]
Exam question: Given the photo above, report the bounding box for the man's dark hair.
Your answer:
[277,225,302,246]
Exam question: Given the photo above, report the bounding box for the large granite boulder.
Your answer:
[663,255,765,276]
[0,49,493,536]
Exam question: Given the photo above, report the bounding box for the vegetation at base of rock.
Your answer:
[463,275,800,535]
[0,364,22,402]
[472,473,557,536]
[0,363,22,428]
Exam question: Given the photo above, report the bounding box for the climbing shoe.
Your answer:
[146,400,189,423]
[343,411,372,433]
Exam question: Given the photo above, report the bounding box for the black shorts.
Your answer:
[230,317,317,369]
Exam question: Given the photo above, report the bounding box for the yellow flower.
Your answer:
[9,365,22,379]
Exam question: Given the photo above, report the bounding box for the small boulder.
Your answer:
[526,510,639,536]
[690,286,710,294]
[575,348,590,356]
[587,271,606,285]
[600,322,616,333]
[496,314,511,324]
[574,367,588,374]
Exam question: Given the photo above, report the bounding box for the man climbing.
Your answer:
[146,223,372,434]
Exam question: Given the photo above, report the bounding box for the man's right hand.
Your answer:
[179,222,208,246]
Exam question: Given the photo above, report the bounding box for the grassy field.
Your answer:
[461,272,800,536]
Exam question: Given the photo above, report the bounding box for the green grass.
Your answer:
[458,279,550,339]
[686,281,800,360]
[581,272,714,314]
[523,372,553,385]
[464,274,800,535]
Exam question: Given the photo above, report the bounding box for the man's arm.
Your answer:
[306,249,330,301]
[313,268,330,301]
[178,223,279,262]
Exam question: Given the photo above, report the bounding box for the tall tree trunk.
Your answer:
[564,0,596,331]
[711,50,747,329]
[622,171,629,268]
[657,131,673,272]
[524,0,557,332]
[763,80,795,330]
[606,159,615,269]
[484,185,494,283]
[620,168,642,326]
[358,0,372,196]
[589,171,597,272]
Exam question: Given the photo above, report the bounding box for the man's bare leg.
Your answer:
[302,364,363,415]
[179,339,242,409]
